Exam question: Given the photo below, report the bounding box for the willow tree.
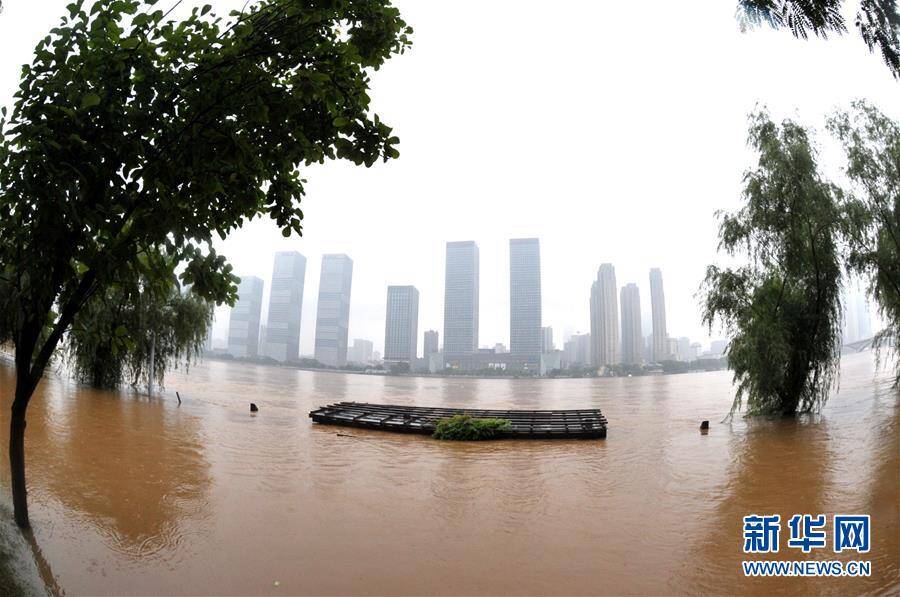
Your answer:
[67,263,213,391]
[828,101,900,382]
[702,112,844,416]
[0,0,410,529]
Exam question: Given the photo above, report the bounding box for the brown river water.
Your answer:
[0,352,897,595]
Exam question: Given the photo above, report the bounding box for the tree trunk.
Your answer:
[148,334,156,396]
[10,375,32,529]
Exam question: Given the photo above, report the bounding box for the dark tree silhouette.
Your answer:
[738,0,900,78]
[0,0,410,529]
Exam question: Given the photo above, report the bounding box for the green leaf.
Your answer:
[81,93,101,109]
[114,325,128,337]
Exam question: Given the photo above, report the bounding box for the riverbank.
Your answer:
[0,538,19,596]
[0,503,50,596]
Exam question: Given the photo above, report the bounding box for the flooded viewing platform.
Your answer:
[309,402,609,438]
[0,352,897,595]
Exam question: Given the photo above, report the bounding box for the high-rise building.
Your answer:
[443,241,479,357]
[563,338,577,366]
[667,337,679,361]
[314,254,353,367]
[227,276,264,358]
[264,251,307,362]
[347,339,373,364]
[541,326,554,353]
[650,268,668,362]
[423,329,440,358]
[590,263,619,366]
[384,285,419,364]
[563,333,591,368]
[577,333,591,365]
[676,337,692,362]
[509,238,542,360]
[620,283,642,365]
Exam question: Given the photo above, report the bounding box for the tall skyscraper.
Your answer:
[314,254,353,367]
[443,241,479,357]
[649,267,668,362]
[590,263,619,366]
[264,251,307,362]
[384,285,419,364]
[509,238,542,360]
[620,283,642,365]
[227,276,264,358]
[541,326,554,353]
[423,330,440,357]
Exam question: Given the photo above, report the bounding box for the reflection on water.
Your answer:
[0,353,897,595]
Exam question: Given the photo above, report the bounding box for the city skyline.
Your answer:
[210,242,758,358]
[211,240,722,363]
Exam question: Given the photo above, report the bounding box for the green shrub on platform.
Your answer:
[433,415,511,440]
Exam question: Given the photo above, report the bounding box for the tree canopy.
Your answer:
[0,0,411,529]
[737,0,900,78]
[828,101,900,380]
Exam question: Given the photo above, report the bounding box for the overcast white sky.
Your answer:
[1,1,896,355]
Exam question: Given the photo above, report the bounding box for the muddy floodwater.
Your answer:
[0,352,897,595]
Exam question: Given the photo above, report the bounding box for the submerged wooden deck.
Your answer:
[309,402,608,439]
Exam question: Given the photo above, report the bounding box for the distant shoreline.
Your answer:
[200,353,727,381]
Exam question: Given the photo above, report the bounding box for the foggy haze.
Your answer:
[1,0,895,355]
